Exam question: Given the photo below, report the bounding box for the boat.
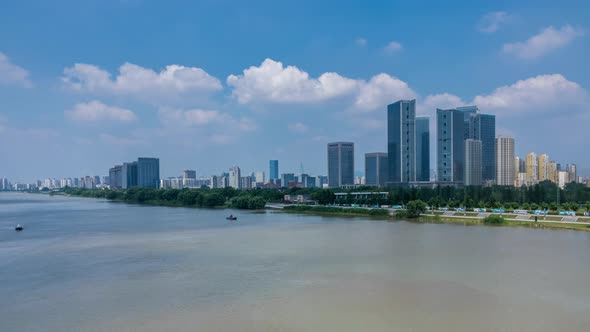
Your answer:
[15,224,23,231]
[226,215,237,221]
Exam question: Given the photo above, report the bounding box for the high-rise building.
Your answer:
[538,154,549,181]
[464,139,482,186]
[109,165,123,189]
[137,158,160,188]
[558,171,569,189]
[514,157,521,186]
[229,166,241,189]
[415,117,430,181]
[495,137,515,186]
[437,108,465,183]
[183,170,196,179]
[525,153,538,183]
[121,162,138,189]
[548,161,558,183]
[388,100,416,183]
[567,164,577,184]
[327,142,354,188]
[365,152,388,187]
[254,171,265,184]
[458,106,496,182]
[269,160,279,181]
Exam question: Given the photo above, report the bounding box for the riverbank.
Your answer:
[273,204,590,231]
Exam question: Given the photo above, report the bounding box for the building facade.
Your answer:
[365,152,388,187]
[137,158,160,189]
[415,116,430,181]
[121,162,138,189]
[183,170,196,179]
[269,160,279,181]
[437,108,465,183]
[495,137,515,186]
[538,154,549,181]
[327,142,355,188]
[109,165,123,189]
[229,166,241,189]
[387,100,416,184]
[464,139,482,186]
[525,153,538,183]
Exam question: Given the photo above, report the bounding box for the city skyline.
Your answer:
[1,1,590,181]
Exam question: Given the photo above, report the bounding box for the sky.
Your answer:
[1,0,589,182]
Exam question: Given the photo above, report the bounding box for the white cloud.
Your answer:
[355,38,368,46]
[383,41,403,54]
[227,58,359,104]
[288,122,309,133]
[478,11,509,33]
[227,59,416,113]
[419,93,466,115]
[0,52,32,87]
[65,100,137,123]
[503,25,584,59]
[62,62,222,99]
[473,74,588,115]
[354,73,417,111]
[158,108,256,132]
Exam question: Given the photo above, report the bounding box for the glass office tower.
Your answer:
[387,100,416,184]
[437,108,465,183]
[415,116,430,181]
[137,157,160,188]
[365,152,388,187]
[327,142,354,188]
[269,160,279,181]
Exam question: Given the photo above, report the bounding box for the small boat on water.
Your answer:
[226,215,237,221]
[15,224,23,231]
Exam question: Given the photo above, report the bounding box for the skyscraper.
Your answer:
[109,165,122,189]
[137,158,160,188]
[437,108,465,183]
[121,162,138,189]
[464,139,482,186]
[415,117,430,181]
[496,137,515,186]
[387,100,416,184]
[526,153,538,183]
[538,154,549,181]
[327,142,354,188]
[459,106,496,182]
[269,160,279,181]
[229,166,241,189]
[365,152,388,187]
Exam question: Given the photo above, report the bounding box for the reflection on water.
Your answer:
[1,192,589,332]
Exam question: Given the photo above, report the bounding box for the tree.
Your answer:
[571,202,579,212]
[406,200,427,218]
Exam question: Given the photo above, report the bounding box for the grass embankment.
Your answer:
[419,214,590,231]
[282,205,390,218]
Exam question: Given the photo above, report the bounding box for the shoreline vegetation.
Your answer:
[44,186,590,231]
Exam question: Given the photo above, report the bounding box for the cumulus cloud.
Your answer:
[383,41,403,54]
[62,62,222,100]
[65,100,137,123]
[478,11,510,33]
[0,52,32,87]
[355,38,368,46]
[158,108,256,132]
[227,58,416,114]
[473,74,588,115]
[418,93,466,115]
[288,122,309,133]
[354,73,417,111]
[227,58,358,104]
[503,25,584,59]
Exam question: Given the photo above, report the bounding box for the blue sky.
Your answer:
[1,0,589,182]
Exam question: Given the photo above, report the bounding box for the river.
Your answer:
[1,192,589,331]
